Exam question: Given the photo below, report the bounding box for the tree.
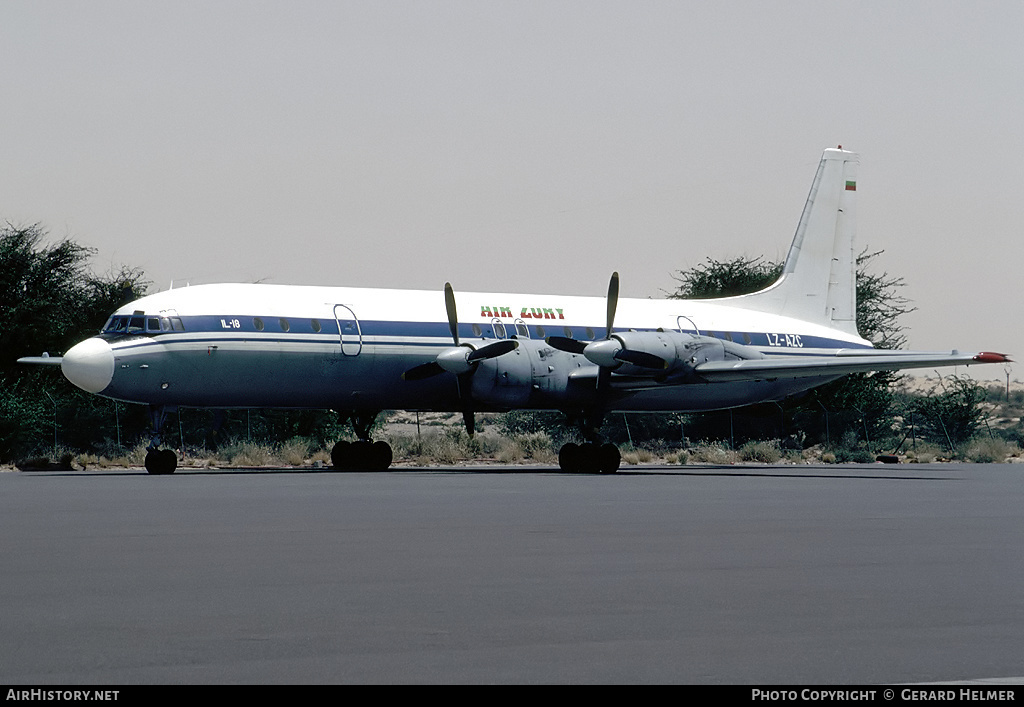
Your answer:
[667,255,781,299]
[667,249,915,449]
[911,375,988,453]
[0,223,149,461]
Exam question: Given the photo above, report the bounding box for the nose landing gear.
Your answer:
[144,406,178,475]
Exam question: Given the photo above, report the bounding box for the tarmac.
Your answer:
[2,463,1023,684]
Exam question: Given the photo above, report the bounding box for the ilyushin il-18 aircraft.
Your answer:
[19,147,1009,474]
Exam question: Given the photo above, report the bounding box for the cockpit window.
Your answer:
[105,317,128,333]
[102,314,182,336]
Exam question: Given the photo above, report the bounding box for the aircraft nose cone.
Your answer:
[62,338,114,394]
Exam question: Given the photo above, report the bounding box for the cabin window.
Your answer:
[471,324,482,337]
[279,318,290,332]
[254,317,264,331]
[742,333,752,345]
[535,325,546,338]
[563,327,573,338]
[311,319,321,333]
[493,321,507,339]
[723,332,733,342]
[585,327,595,340]
[515,322,529,338]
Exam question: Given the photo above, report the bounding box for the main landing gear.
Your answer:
[330,411,393,471]
[557,442,621,474]
[556,410,621,474]
[144,406,178,475]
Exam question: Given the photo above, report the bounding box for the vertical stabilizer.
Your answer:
[721,148,860,336]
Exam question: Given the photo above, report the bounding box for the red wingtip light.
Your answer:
[973,352,1011,363]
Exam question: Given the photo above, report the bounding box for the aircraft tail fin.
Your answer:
[722,147,860,336]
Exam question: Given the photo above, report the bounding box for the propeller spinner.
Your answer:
[546,272,668,372]
[402,282,519,434]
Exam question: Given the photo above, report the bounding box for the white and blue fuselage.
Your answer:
[64,282,871,413]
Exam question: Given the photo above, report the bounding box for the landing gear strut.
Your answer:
[557,410,621,474]
[144,405,178,475]
[331,410,393,471]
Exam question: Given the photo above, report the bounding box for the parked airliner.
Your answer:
[19,147,1008,474]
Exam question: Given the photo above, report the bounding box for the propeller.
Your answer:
[402,282,519,434]
[546,272,667,374]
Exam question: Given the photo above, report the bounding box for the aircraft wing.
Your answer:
[17,355,63,365]
[690,350,1009,383]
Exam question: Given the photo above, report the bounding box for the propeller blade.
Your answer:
[466,339,519,363]
[614,349,669,370]
[444,282,459,346]
[402,361,445,380]
[545,336,588,355]
[463,409,476,437]
[605,271,619,339]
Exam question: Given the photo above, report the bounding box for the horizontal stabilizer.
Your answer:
[17,355,63,366]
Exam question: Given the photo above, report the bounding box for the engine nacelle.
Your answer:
[469,338,588,408]
[469,342,534,408]
[466,331,767,408]
[608,330,765,378]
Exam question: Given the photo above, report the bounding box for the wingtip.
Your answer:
[973,352,1012,363]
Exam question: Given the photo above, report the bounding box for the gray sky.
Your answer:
[3,1,1021,381]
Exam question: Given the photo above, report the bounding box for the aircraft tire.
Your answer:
[598,443,620,474]
[370,441,393,470]
[332,440,391,471]
[331,441,351,470]
[145,449,177,475]
[558,443,580,473]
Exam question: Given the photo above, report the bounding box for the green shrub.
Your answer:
[738,440,782,464]
[962,438,1018,463]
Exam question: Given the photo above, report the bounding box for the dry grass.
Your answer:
[18,415,1024,470]
[962,437,1020,463]
[738,440,782,464]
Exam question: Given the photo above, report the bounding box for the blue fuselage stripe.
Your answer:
[104,315,871,354]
